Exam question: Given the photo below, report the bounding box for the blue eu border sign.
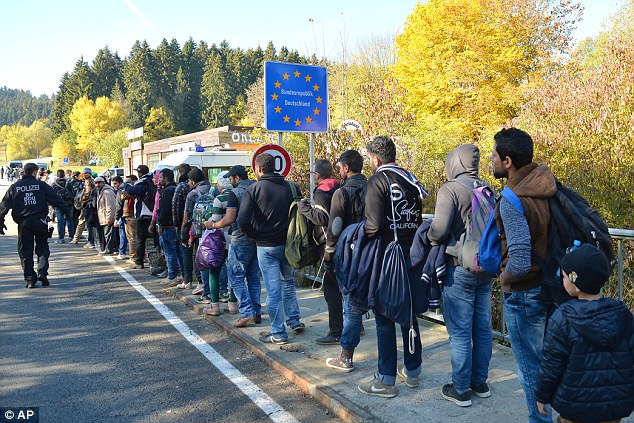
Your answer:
[264,61,328,133]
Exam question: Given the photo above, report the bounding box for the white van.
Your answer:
[152,149,252,182]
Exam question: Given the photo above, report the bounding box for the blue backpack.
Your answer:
[478,187,524,275]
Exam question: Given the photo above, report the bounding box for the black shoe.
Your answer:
[254,314,262,324]
[289,321,305,332]
[316,333,341,345]
[442,384,472,407]
[38,275,49,287]
[25,281,37,289]
[470,382,491,398]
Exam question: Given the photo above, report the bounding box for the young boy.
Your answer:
[535,244,634,423]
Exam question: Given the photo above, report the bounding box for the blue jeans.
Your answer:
[229,242,262,318]
[340,293,363,350]
[56,207,75,240]
[442,266,493,394]
[159,228,183,279]
[375,310,422,385]
[504,286,551,423]
[256,245,301,340]
[118,218,128,255]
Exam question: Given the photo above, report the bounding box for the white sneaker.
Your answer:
[117,254,128,260]
[177,281,192,289]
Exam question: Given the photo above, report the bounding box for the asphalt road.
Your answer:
[0,178,339,423]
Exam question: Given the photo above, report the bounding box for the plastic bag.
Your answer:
[195,228,225,270]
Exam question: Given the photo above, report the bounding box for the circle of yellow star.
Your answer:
[305,116,313,124]
[305,75,312,82]
[312,84,319,91]
[274,80,281,88]
[275,106,282,113]
[283,73,290,80]
[271,93,278,100]
[294,70,301,77]
[316,96,323,103]
[295,119,301,127]
[283,115,290,122]
[313,108,320,115]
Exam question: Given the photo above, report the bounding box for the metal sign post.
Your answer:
[309,133,315,203]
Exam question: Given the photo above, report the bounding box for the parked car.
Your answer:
[88,157,103,166]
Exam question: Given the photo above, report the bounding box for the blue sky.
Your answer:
[0,0,624,97]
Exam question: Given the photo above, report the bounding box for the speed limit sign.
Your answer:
[251,144,292,177]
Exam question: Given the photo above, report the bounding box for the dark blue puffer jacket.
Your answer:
[535,298,634,422]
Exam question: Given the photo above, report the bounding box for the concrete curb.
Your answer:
[165,287,379,423]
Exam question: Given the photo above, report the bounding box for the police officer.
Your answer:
[0,162,69,288]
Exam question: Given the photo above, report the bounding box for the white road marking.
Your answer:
[105,257,299,423]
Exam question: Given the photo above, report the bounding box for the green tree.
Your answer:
[51,58,94,136]
[153,38,182,119]
[201,52,230,128]
[263,41,276,62]
[123,40,158,127]
[172,66,190,131]
[179,38,208,132]
[93,128,130,166]
[66,57,94,101]
[0,87,53,127]
[92,47,123,98]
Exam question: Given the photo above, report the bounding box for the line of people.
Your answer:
[1,130,632,423]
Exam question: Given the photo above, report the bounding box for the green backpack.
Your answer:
[285,183,319,269]
[191,192,214,238]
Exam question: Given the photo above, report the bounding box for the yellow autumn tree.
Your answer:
[51,132,77,163]
[69,96,125,158]
[394,0,581,137]
[143,107,178,142]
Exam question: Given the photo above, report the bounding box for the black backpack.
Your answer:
[340,179,366,224]
[538,180,615,304]
[57,180,75,205]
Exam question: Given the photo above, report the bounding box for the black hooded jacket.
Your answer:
[0,174,69,224]
[536,298,634,422]
[237,172,298,247]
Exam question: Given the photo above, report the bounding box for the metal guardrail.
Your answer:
[302,214,633,343]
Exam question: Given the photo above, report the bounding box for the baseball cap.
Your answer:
[560,244,610,295]
[135,165,149,174]
[83,167,92,174]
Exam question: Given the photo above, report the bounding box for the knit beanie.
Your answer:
[560,244,610,295]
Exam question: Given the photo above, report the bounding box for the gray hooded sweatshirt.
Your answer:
[428,143,486,247]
